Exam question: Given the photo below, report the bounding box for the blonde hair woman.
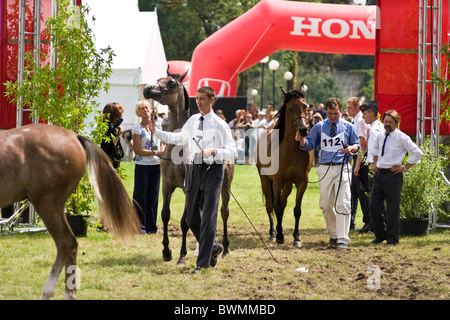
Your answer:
[132,100,165,234]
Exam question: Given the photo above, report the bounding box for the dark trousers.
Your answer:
[350,158,371,227]
[185,163,223,268]
[369,171,403,244]
[133,164,161,234]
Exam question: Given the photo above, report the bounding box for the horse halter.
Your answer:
[156,77,183,99]
[283,90,308,134]
[292,115,308,137]
[289,99,308,135]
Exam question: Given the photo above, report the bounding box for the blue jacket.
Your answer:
[300,118,360,164]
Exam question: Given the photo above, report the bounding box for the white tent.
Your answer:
[84,0,167,129]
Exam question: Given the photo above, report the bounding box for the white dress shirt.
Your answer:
[154,111,237,165]
[366,119,384,164]
[353,111,370,140]
[372,128,422,168]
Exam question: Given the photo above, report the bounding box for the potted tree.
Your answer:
[5,0,114,236]
[399,143,450,236]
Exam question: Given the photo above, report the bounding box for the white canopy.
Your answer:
[84,0,167,129]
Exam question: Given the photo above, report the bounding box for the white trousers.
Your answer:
[317,163,352,245]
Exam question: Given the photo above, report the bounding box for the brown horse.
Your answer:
[256,85,312,247]
[0,124,140,299]
[143,68,235,265]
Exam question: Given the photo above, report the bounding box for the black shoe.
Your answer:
[191,267,205,274]
[357,224,370,233]
[329,238,338,247]
[370,238,385,244]
[210,244,223,268]
[386,241,398,246]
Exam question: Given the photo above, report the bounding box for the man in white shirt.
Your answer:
[150,86,237,273]
[370,110,422,245]
[355,100,383,233]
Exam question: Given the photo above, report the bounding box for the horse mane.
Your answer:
[274,89,305,144]
[182,85,191,116]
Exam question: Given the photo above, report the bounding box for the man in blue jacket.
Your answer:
[296,97,360,250]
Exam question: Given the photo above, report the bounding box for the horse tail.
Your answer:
[77,135,140,241]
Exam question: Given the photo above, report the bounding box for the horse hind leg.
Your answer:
[177,207,189,266]
[161,186,175,262]
[220,186,231,257]
[36,202,78,300]
[274,183,292,245]
[260,176,276,242]
[292,182,308,248]
[292,204,302,248]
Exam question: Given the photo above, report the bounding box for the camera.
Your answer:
[109,118,123,131]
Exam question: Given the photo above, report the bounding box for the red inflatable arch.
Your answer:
[188,0,377,97]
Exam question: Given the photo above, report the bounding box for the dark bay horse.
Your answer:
[256,85,312,247]
[0,124,140,299]
[143,68,235,265]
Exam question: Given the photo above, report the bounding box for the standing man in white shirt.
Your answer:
[370,110,423,245]
[357,101,385,234]
[149,86,237,273]
[346,97,370,231]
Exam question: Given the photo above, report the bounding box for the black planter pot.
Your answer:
[399,218,429,236]
[66,215,89,237]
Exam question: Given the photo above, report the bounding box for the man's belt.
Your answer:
[320,162,347,166]
[378,168,394,173]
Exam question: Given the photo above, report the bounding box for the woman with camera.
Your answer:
[132,100,165,234]
[101,102,125,169]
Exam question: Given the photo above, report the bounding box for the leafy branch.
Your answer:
[4,0,115,215]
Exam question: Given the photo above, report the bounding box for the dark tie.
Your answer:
[330,123,336,137]
[381,133,390,156]
[198,116,204,131]
[196,116,204,152]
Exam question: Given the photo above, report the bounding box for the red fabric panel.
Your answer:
[0,0,54,129]
[376,0,450,136]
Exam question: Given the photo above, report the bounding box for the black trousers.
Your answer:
[369,171,403,244]
[350,157,371,226]
[185,163,223,268]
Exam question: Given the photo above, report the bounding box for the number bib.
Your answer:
[321,131,345,152]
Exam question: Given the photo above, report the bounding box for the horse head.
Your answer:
[276,83,309,143]
[143,66,189,108]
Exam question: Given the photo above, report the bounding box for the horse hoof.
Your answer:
[293,240,302,248]
[176,258,186,266]
[276,238,284,245]
[222,250,229,258]
[163,250,172,262]
[269,236,276,243]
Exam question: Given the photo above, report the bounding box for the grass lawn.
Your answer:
[0,162,449,300]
